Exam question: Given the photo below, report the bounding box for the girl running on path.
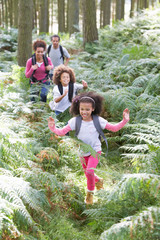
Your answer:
[48,92,129,205]
[49,65,87,115]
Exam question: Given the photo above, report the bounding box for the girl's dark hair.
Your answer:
[53,65,76,85]
[70,92,104,116]
[33,39,47,51]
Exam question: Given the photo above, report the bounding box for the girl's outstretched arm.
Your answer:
[47,116,71,136]
[105,108,130,132]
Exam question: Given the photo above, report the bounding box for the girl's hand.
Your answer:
[47,116,55,129]
[82,80,88,88]
[46,65,52,71]
[123,108,130,121]
[32,64,38,70]
[63,89,68,96]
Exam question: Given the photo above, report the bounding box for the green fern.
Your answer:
[100,206,160,240]
[0,174,49,229]
[0,197,21,239]
[84,173,160,224]
[121,119,160,172]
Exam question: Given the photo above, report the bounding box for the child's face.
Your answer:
[60,72,70,86]
[79,102,94,121]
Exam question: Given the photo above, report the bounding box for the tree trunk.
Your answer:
[4,0,8,27]
[8,0,13,27]
[103,0,111,26]
[144,0,149,8]
[58,0,65,32]
[13,0,18,27]
[18,0,33,66]
[1,0,5,27]
[116,0,125,20]
[50,0,54,33]
[130,0,136,18]
[100,0,103,28]
[39,0,49,33]
[66,0,69,32]
[112,0,116,23]
[82,0,98,46]
[68,0,79,35]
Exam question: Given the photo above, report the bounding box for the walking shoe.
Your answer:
[95,178,104,190]
[85,191,94,205]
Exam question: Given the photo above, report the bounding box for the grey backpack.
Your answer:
[75,115,108,155]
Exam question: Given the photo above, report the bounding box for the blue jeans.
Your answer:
[49,74,53,80]
[55,110,62,115]
[30,81,50,102]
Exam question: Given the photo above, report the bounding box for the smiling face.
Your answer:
[60,72,70,86]
[79,102,95,121]
[35,47,44,61]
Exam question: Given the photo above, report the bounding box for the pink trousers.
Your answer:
[80,151,101,191]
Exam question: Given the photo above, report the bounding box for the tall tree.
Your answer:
[116,0,125,20]
[68,0,79,35]
[50,0,54,33]
[4,0,8,27]
[58,0,65,33]
[18,0,33,66]
[82,0,98,46]
[8,0,13,27]
[130,0,136,18]
[112,0,116,23]
[100,0,111,27]
[39,0,49,33]
[13,0,19,27]
[1,0,5,27]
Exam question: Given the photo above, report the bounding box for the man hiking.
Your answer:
[47,34,70,80]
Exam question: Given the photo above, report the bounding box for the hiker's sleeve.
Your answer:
[68,117,76,131]
[105,118,129,132]
[25,58,34,78]
[50,124,72,136]
[63,47,70,58]
[75,83,83,91]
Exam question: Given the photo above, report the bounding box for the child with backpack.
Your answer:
[48,92,130,205]
[49,65,88,115]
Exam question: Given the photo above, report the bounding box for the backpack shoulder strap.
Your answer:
[43,54,49,66]
[30,54,36,81]
[92,115,108,155]
[47,44,52,56]
[32,53,36,65]
[59,45,64,62]
[68,82,74,102]
[75,116,82,137]
[43,54,49,76]
[58,83,63,95]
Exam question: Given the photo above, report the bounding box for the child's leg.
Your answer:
[81,152,101,191]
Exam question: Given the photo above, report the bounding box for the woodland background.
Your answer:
[0,0,160,239]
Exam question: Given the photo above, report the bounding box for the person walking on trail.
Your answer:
[48,91,130,205]
[47,34,70,80]
[49,65,88,115]
[25,39,53,102]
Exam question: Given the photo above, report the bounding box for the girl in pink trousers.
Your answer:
[48,92,129,205]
